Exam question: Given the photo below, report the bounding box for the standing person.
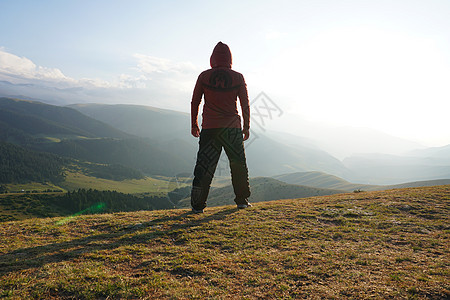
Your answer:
[190,41,251,213]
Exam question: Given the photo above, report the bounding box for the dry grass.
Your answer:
[0,185,449,299]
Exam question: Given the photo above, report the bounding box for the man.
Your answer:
[190,41,251,213]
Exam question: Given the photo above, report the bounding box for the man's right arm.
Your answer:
[238,74,250,140]
[191,74,203,137]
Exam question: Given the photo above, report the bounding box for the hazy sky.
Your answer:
[1,0,449,147]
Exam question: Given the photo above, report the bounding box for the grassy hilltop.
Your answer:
[0,186,449,299]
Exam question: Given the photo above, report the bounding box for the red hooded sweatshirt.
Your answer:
[191,42,250,131]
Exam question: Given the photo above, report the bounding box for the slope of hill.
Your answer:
[38,137,194,176]
[68,103,190,141]
[177,177,345,208]
[273,171,379,191]
[0,186,448,299]
[0,97,130,140]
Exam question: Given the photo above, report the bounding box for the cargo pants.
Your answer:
[191,128,251,210]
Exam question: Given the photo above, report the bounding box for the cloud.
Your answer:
[0,48,70,83]
[0,48,199,110]
[126,53,199,93]
[117,74,148,89]
[133,54,197,75]
[0,48,197,89]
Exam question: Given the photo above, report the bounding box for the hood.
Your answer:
[210,41,232,68]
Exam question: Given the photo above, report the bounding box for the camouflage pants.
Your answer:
[191,128,251,210]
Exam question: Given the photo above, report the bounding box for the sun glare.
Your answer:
[257,27,450,145]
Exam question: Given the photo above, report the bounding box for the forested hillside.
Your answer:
[0,188,175,222]
[37,138,193,176]
[0,98,194,178]
[0,141,66,184]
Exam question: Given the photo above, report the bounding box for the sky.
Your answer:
[1,0,450,148]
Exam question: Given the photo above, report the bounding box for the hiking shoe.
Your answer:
[190,186,208,212]
[237,203,252,209]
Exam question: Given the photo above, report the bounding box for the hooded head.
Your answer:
[210,41,232,68]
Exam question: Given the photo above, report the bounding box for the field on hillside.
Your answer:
[0,186,448,299]
[60,172,184,195]
[2,173,181,195]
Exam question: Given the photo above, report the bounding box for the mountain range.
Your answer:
[68,103,350,178]
[69,102,450,184]
[1,97,449,194]
[272,170,450,191]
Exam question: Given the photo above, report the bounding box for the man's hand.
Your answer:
[191,125,200,138]
[243,128,250,141]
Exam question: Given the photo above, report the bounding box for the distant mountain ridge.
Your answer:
[68,103,190,141]
[407,144,450,162]
[0,97,130,139]
[371,178,450,190]
[343,153,450,185]
[272,171,450,191]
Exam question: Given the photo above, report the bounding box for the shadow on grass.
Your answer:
[0,207,238,275]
